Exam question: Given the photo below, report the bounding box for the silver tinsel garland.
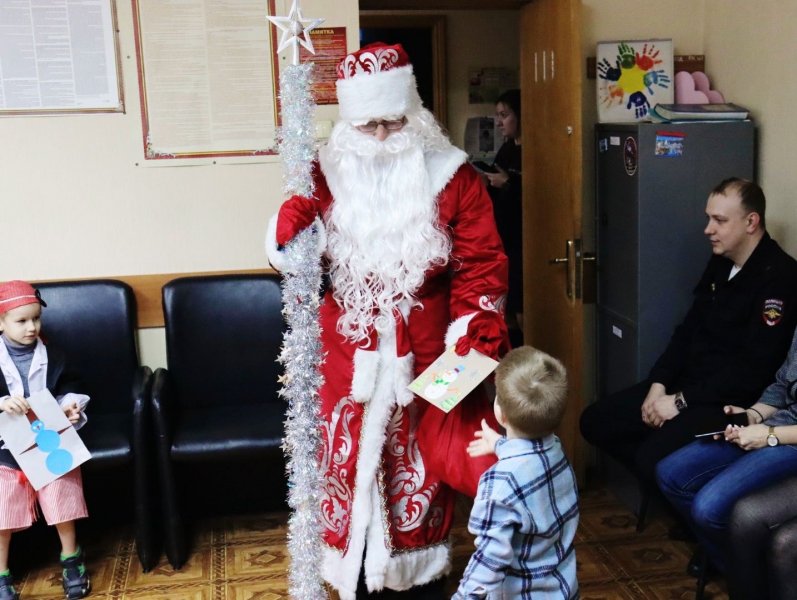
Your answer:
[276,62,326,599]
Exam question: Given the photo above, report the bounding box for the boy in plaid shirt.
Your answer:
[454,346,579,599]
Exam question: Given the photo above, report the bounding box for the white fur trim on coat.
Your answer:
[445,313,477,349]
[351,348,380,403]
[425,146,468,197]
[394,353,415,407]
[322,317,444,597]
[336,65,422,123]
[324,540,451,600]
[321,343,400,597]
[265,213,326,274]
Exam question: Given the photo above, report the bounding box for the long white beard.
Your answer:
[320,118,452,344]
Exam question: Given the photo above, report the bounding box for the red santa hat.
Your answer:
[0,280,46,314]
[335,42,423,123]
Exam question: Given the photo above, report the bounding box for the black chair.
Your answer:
[36,279,158,571]
[151,274,286,569]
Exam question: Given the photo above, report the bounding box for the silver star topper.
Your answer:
[267,0,325,66]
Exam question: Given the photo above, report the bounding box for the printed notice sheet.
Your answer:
[133,0,278,159]
[408,346,499,413]
[0,0,121,113]
[0,390,91,491]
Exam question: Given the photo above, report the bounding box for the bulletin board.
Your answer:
[132,0,283,161]
[0,0,123,115]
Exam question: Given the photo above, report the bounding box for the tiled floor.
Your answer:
[10,485,728,600]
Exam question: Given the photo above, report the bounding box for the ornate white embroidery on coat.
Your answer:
[479,294,506,313]
[385,404,438,532]
[320,396,356,536]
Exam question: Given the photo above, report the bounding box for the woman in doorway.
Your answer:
[485,89,523,346]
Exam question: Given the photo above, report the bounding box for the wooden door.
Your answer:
[521,0,587,480]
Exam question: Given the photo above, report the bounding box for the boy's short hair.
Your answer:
[494,346,568,438]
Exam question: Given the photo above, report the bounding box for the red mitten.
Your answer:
[455,311,509,360]
[276,195,319,247]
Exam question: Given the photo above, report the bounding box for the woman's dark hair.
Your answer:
[496,89,521,118]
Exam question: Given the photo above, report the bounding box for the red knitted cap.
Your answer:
[0,280,46,314]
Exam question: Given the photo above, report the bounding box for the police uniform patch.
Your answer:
[763,299,784,326]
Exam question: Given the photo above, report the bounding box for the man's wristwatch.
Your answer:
[767,426,780,447]
[674,391,687,412]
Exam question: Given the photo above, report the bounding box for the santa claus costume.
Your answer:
[267,43,509,599]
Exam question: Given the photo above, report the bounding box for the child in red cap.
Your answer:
[0,281,91,600]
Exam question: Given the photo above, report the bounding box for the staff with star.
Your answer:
[266,2,326,599]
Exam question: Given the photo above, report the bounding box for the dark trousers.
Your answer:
[579,380,728,483]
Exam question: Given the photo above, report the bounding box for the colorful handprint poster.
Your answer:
[597,39,674,123]
[408,346,499,413]
[0,389,91,490]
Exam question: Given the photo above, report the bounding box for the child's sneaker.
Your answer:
[59,549,90,600]
[0,572,19,600]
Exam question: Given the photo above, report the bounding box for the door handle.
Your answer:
[548,240,575,299]
[549,240,596,301]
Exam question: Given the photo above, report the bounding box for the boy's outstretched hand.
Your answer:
[467,418,502,457]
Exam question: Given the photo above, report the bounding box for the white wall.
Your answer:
[0,1,359,369]
[0,0,359,282]
[5,2,796,370]
[704,0,797,256]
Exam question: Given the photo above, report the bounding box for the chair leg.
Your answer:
[694,549,709,600]
[636,481,650,532]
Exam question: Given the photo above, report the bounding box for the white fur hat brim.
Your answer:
[336,65,422,123]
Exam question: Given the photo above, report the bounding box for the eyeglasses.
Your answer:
[355,116,407,133]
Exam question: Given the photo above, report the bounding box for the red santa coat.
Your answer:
[268,147,509,598]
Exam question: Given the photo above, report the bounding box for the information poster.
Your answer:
[299,26,346,106]
[468,67,517,104]
[0,0,122,114]
[133,0,280,160]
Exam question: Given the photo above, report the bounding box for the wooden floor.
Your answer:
[10,484,728,600]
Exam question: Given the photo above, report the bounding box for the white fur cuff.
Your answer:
[445,313,476,348]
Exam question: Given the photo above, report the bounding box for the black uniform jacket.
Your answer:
[649,233,797,407]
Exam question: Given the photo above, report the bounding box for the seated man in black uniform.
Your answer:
[580,177,797,485]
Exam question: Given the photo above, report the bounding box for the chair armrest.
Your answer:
[150,366,186,569]
[132,365,153,456]
[130,365,160,572]
[132,366,153,424]
[151,367,175,443]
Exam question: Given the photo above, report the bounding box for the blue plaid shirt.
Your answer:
[453,435,579,599]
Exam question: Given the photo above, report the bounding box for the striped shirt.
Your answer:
[453,435,579,599]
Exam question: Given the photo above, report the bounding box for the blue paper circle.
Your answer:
[36,429,61,452]
[46,449,73,475]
